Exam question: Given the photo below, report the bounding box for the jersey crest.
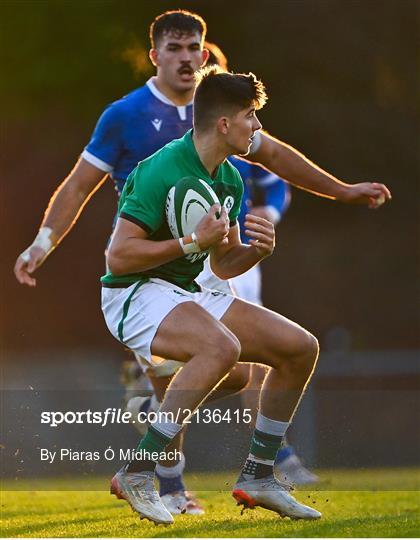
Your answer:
[223,195,235,212]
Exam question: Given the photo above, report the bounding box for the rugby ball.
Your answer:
[166,176,219,238]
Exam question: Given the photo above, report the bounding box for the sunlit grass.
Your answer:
[1,468,419,537]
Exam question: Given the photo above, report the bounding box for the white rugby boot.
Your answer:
[275,454,320,485]
[161,491,205,515]
[111,468,174,525]
[232,474,321,520]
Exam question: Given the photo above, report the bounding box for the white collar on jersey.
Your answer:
[146,78,193,107]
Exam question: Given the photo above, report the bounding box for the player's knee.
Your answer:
[207,332,240,376]
[220,333,241,368]
[305,333,319,369]
[292,332,319,374]
[271,330,319,377]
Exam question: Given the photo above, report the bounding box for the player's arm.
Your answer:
[210,214,274,281]
[108,205,229,275]
[248,131,391,207]
[250,172,291,224]
[14,101,124,287]
[14,158,107,287]
[107,218,184,274]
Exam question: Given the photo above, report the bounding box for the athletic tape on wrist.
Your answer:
[265,205,281,225]
[20,227,54,262]
[179,232,201,254]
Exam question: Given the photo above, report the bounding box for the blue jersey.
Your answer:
[82,79,193,194]
[230,157,291,243]
[82,78,290,235]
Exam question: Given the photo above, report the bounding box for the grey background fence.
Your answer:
[2,349,418,479]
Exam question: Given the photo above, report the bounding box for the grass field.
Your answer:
[1,468,419,537]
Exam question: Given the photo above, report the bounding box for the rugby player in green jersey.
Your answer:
[104,66,321,524]
[14,10,391,288]
[14,10,391,524]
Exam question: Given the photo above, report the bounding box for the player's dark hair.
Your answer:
[194,66,267,132]
[150,10,207,48]
[204,41,229,71]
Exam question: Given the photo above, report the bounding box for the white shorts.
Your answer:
[230,264,262,305]
[198,259,262,305]
[140,262,233,377]
[102,278,235,366]
[196,258,234,294]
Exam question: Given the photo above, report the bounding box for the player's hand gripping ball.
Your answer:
[166,176,220,238]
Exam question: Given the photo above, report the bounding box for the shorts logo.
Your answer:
[172,289,187,296]
[223,196,234,212]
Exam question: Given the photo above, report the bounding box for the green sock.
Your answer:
[136,425,172,454]
[126,426,172,473]
[249,428,284,461]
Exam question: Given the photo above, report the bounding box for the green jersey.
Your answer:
[101,130,244,292]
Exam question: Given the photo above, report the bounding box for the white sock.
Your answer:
[151,417,183,439]
[256,411,290,436]
[247,454,275,466]
[155,453,185,478]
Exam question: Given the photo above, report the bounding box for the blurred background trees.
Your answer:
[2,0,418,351]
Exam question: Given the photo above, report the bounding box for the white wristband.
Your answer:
[179,232,201,254]
[265,205,281,225]
[20,227,54,262]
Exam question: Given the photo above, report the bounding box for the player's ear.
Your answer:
[216,117,229,135]
[201,48,210,67]
[149,49,158,67]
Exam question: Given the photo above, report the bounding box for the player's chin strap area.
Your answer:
[20,227,55,262]
[179,232,201,254]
